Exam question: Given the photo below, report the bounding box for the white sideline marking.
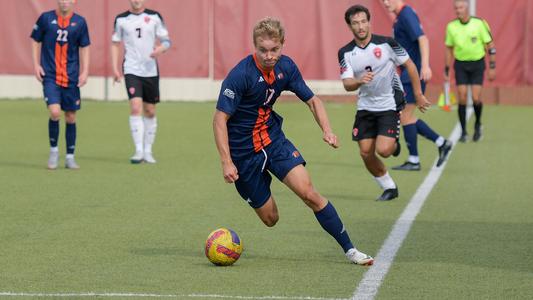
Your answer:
[0,292,345,300]
[352,111,471,300]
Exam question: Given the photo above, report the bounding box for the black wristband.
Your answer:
[489,61,496,69]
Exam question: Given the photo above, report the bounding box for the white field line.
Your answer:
[352,110,472,300]
[0,292,347,299]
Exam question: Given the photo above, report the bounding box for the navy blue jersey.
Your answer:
[393,5,423,83]
[216,54,314,160]
[31,10,90,88]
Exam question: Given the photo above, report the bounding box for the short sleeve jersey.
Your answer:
[338,35,409,111]
[112,9,170,77]
[393,5,424,83]
[30,10,91,88]
[216,54,314,160]
[445,17,493,61]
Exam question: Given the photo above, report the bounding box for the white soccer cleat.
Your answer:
[65,156,80,169]
[130,151,144,164]
[346,248,374,266]
[143,152,156,164]
[47,151,59,170]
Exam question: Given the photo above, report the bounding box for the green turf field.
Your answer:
[0,99,532,299]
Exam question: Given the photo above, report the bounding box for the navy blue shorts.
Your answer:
[402,80,426,104]
[233,138,306,209]
[43,81,81,111]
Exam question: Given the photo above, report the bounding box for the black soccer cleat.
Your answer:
[473,124,483,142]
[436,140,453,167]
[377,188,399,201]
[459,132,468,143]
[392,140,401,157]
[392,161,421,171]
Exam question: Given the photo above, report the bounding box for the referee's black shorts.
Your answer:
[124,74,160,104]
[454,58,485,85]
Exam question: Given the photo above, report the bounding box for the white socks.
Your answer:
[129,115,157,153]
[143,117,157,154]
[374,172,397,190]
[435,136,445,147]
[408,155,420,164]
[129,115,144,153]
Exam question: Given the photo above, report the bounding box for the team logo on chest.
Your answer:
[144,16,151,24]
[373,47,382,59]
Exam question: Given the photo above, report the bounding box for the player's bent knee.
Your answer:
[261,214,279,227]
[377,148,393,158]
[359,150,374,160]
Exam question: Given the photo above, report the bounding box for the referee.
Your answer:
[445,0,496,142]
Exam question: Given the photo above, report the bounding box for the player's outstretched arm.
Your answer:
[213,110,239,183]
[78,46,90,87]
[31,40,45,82]
[305,96,339,148]
[403,59,430,112]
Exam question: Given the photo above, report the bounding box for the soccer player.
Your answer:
[111,0,171,163]
[338,5,430,200]
[445,0,496,142]
[382,0,453,171]
[214,17,373,265]
[31,0,90,170]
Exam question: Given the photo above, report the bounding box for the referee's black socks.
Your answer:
[458,104,467,134]
[473,101,483,125]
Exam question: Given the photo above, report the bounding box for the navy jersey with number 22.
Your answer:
[216,54,314,160]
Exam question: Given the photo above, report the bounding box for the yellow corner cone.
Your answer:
[438,93,445,107]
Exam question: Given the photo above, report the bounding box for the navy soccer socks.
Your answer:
[416,119,439,142]
[66,123,76,154]
[49,119,59,148]
[314,201,354,253]
[403,123,418,157]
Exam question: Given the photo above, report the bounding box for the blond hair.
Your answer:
[253,17,285,45]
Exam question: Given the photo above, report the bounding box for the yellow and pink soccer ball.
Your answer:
[204,228,243,266]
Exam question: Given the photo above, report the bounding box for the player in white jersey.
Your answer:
[111,0,171,164]
[339,5,430,201]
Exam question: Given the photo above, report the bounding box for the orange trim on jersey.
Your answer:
[55,43,69,87]
[56,11,73,27]
[252,107,272,152]
[55,12,72,87]
[253,54,276,85]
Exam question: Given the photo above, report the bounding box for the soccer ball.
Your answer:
[204,228,243,266]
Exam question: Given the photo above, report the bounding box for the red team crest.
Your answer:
[129,87,136,95]
[352,128,359,137]
[373,47,382,59]
[144,16,151,23]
